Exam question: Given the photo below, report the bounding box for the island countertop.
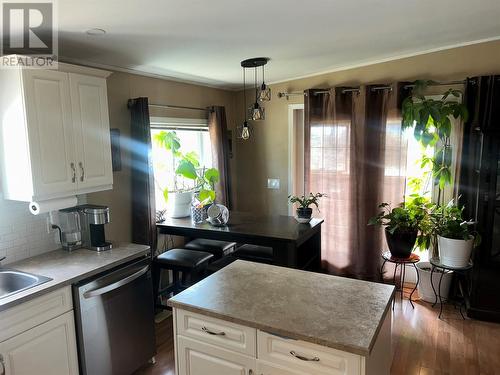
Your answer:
[0,242,150,312]
[168,260,394,356]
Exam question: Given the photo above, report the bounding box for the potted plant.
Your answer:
[288,193,324,223]
[154,131,219,218]
[432,200,479,268]
[369,197,426,258]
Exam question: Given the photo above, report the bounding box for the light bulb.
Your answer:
[241,122,250,140]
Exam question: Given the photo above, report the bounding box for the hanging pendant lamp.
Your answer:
[258,65,271,102]
[239,57,270,140]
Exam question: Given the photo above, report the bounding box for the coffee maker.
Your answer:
[55,204,112,252]
[77,204,112,251]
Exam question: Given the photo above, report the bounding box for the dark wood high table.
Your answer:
[156,212,324,271]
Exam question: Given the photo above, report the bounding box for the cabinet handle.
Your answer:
[290,350,320,362]
[71,162,76,183]
[201,326,226,336]
[0,354,5,375]
[79,162,85,182]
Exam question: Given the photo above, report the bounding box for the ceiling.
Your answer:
[58,0,500,90]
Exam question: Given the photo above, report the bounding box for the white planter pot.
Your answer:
[166,191,193,218]
[416,261,453,303]
[438,235,474,268]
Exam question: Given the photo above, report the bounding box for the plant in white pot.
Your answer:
[432,200,480,268]
[154,131,219,218]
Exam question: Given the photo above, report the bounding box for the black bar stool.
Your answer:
[184,239,237,259]
[206,255,238,275]
[233,244,273,264]
[152,248,213,309]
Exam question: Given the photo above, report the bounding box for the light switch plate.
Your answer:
[267,178,280,190]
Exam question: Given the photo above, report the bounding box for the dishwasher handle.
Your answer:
[83,265,149,299]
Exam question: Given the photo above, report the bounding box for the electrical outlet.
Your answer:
[267,178,280,190]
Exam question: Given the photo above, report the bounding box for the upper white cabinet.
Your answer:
[69,73,113,191]
[0,62,113,202]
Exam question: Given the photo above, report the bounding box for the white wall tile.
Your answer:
[0,195,59,265]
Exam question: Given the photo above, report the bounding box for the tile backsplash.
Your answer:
[0,195,59,265]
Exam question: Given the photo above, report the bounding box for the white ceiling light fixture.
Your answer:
[86,28,106,36]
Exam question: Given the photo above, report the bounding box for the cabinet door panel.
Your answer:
[69,73,112,192]
[178,335,255,375]
[0,311,79,375]
[22,70,76,199]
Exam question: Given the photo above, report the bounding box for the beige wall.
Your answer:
[87,71,237,243]
[233,40,500,216]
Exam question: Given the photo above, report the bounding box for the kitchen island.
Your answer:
[168,260,395,375]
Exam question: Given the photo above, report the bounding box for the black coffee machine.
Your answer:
[77,204,112,251]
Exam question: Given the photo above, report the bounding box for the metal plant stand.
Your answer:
[381,251,420,309]
[430,257,473,319]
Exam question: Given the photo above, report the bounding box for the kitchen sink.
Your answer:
[0,269,52,300]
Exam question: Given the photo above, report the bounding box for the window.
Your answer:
[151,117,212,210]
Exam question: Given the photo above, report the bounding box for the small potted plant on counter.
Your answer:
[191,168,220,224]
[288,193,324,223]
[369,197,427,258]
[433,199,479,268]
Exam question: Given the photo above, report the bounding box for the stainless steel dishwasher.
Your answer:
[73,256,155,375]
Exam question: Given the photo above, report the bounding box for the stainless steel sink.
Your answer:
[0,269,52,300]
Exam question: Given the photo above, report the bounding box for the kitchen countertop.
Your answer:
[0,242,150,312]
[168,260,394,356]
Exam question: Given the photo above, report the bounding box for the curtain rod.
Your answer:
[278,85,392,98]
[278,79,467,99]
[148,103,208,111]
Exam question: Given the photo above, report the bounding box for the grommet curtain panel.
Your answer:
[208,106,231,208]
[129,97,157,251]
[304,85,408,280]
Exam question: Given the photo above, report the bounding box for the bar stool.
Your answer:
[152,248,213,309]
[206,255,238,275]
[233,244,274,264]
[184,239,237,259]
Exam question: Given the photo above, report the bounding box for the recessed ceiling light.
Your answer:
[86,28,106,36]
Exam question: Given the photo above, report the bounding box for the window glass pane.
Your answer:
[151,126,212,211]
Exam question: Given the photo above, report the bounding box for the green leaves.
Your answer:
[176,159,198,180]
[204,168,219,188]
[288,193,325,209]
[401,82,469,193]
[154,131,181,154]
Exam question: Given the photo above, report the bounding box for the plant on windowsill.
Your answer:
[288,193,325,223]
[427,199,480,268]
[368,195,429,258]
[154,130,219,218]
[401,79,470,259]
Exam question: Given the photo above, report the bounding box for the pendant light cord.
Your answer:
[254,67,258,102]
[243,67,246,119]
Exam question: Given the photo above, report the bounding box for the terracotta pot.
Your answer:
[385,228,417,258]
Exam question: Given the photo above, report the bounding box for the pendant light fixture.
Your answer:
[239,57,270,140]
[249,66,265,121]
[258,64,271,102]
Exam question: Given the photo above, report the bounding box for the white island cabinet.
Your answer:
[168,261,394,375]
[0,60,113,202]
[0,286,79,375]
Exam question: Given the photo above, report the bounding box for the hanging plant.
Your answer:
[401,80,469,193]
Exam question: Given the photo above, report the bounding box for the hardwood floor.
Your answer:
[135,287,500,375]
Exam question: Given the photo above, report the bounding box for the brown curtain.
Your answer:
[129,97,157,251]
[208,106,231,208]
[305,84,407,280]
